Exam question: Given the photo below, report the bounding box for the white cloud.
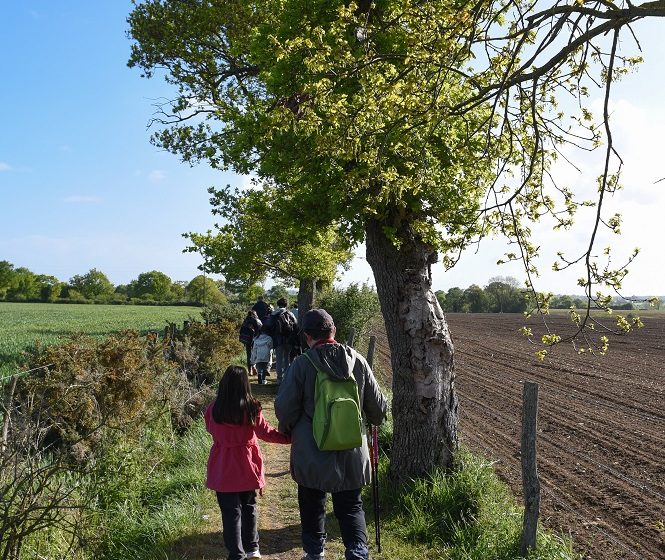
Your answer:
[63,195,102,204]
[148,169,166,183]
[0,162,11,172]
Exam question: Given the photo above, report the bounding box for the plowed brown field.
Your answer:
[370,312,665,560]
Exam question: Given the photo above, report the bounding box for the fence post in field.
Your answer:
[367,336,376,369]
[164,326,170,340]
[346,328,356,348]
[520,381,540,555]
[183,320,190,332]
[1,376,18,453]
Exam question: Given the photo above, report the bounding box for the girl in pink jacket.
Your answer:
[205,365,290,560]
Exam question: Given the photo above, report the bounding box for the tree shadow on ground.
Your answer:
[168,512,349,559]
[168,522,304,559]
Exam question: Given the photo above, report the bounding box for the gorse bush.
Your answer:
[3,322,224,560]
[200,301,245,325]
[14,331,170,460]
[172,319,243,386]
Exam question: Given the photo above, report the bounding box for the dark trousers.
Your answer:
[244,343,252,372]
[256,362,269,383]
[275,344,292,381]
[298,485,369,560]
[216,490,259,560]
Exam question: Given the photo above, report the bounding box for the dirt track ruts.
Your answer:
[371,312,665,560]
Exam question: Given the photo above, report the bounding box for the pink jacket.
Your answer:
[205,403,290,492]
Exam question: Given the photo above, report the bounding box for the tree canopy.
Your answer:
[184,183,353,291]
[69,269,115,300]
[128,0,665,349]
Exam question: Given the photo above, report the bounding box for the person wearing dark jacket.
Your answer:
[274,309,387,560]
[251,295,270,321]
[239,310,262,374]
[269,297,297,384]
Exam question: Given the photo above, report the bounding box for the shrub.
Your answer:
[13,331,174,460]
[200,301,245,324]
[172,319,244,386]
[319,283,380,348]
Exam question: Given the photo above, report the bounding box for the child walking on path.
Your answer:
[205,365,291,560]
[251,325,274,385]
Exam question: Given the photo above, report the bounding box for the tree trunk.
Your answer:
[297,277,317,324]
[365,219,458,481]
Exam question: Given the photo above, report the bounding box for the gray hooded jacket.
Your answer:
[274,342,387,492]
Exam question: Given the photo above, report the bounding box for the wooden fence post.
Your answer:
[367,336,376,369]
[520,381,540,555]
[1,376,18,453]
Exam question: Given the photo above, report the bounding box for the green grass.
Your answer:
[0,302,202,380]
[363,447,579,560]
[98,419,211,560]
[18,415,211,560]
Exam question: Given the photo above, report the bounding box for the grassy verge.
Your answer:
[17,415,210,560]
[97,418,210,560]
[363,421,579,560]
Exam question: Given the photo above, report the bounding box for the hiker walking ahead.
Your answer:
[239,310,262,374]
[250,324,274,385]
[251,295,270,322]
[266,297,298,384]
[205,365,290,560]
[275,309,387,560]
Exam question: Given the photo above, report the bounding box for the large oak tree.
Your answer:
[128,0,664,480]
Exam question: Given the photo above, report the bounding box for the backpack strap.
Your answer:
[303,350,321,372]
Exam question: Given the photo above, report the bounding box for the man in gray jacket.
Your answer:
[275,309,388,560]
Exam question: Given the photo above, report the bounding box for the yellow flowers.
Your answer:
[541,333,561,346]
[519,326,533,337]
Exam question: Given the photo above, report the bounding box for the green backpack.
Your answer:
[304,351,363,451]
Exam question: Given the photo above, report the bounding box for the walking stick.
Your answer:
[370,424,381,552]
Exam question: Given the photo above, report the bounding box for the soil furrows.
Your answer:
[456,338,665,432]
[461,387,665,523]
[373,313,665,560]
[458,360,665,482]
[457,342,665,414]
[459,400,663,560]
[459,372,665,518]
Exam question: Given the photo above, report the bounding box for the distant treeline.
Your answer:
[435,276,661,313]
[0,260,227,306]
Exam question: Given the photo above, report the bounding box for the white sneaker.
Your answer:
[300,553,324,560]
[246,551,261,559]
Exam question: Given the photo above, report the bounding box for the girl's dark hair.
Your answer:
[212,365,261,425]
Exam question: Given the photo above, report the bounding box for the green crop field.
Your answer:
[0,302,203,381]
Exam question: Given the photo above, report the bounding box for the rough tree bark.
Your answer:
[297,277,317,323]
[365,219,458,480]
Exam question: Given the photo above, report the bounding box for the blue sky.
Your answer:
[1,3,663,295]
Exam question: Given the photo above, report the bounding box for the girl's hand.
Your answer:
[259,487,264,497]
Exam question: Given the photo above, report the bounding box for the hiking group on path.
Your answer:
[206,304,388,560]
[239,296,300,385]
